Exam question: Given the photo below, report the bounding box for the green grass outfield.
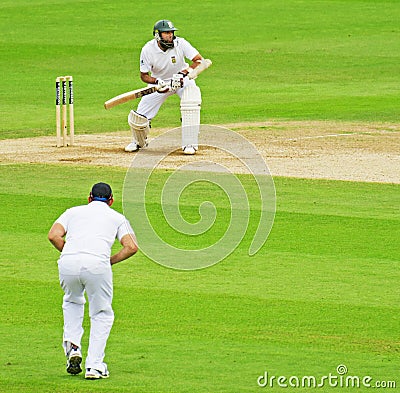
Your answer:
[1,0,400,392]
[0,164,398,392]
[1,0,400,137]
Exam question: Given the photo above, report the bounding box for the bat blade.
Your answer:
[104,86,158,109]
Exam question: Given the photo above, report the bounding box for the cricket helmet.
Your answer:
[153,19,178,50]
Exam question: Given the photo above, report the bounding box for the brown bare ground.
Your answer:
[0,120,399,183]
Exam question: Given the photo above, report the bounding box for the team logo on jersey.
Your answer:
[171,56,176,64]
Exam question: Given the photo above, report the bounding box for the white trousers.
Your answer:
[58,256,114,373]
[136,78,197,120]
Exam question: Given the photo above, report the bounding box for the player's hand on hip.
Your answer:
[156,79,170,93]
[171,74,184,91]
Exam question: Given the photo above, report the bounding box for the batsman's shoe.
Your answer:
[183,145,197,155]
[85,367,110,380]
[125,139,148,152]
[124,141,140,152]
[66,348,82,375]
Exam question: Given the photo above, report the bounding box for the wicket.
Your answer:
[55,76,74,147]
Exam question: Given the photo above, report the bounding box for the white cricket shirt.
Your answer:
[140,37,199,81]
[55,201,134,261]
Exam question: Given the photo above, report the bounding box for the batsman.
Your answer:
[125,19,208,155]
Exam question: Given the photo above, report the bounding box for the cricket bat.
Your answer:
[104,59,212,109]
[104,86,158,109]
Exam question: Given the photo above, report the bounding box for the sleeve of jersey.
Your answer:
[139,46,151,73]
[179,38,199,61]
[55,209,70,232]
[117,218,135,241]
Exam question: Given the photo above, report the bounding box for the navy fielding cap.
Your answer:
[91,182,112,201]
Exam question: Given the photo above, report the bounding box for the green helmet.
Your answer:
[153,20,178,50]
[153,20,178,35]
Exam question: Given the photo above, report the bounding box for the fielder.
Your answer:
[125,19,206,155]
[48,183,138,379]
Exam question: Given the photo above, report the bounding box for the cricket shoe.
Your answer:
[124,142,140,152]
[125,139,148,152]
[66,347,82,375]
[85,366,110,380]
[182,145,197,155]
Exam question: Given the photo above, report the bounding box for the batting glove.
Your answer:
[156,79,170,93]
[171,74,184,91]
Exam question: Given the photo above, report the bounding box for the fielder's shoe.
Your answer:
[183,145,197,155]
[85,366,110,380]
[66,347,82,375]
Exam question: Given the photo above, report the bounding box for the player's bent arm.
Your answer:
[48,223,66,252]
[110,233,138,265]
[140,72,170,92]
[188,53,204,70]
[141,72,157,85]
[190,53,204,66]
[180,54,204,76]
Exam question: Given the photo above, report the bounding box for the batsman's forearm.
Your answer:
[141,72,157,85]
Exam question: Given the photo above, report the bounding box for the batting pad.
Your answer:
[180,85,201,149]
[128,110,150,148]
